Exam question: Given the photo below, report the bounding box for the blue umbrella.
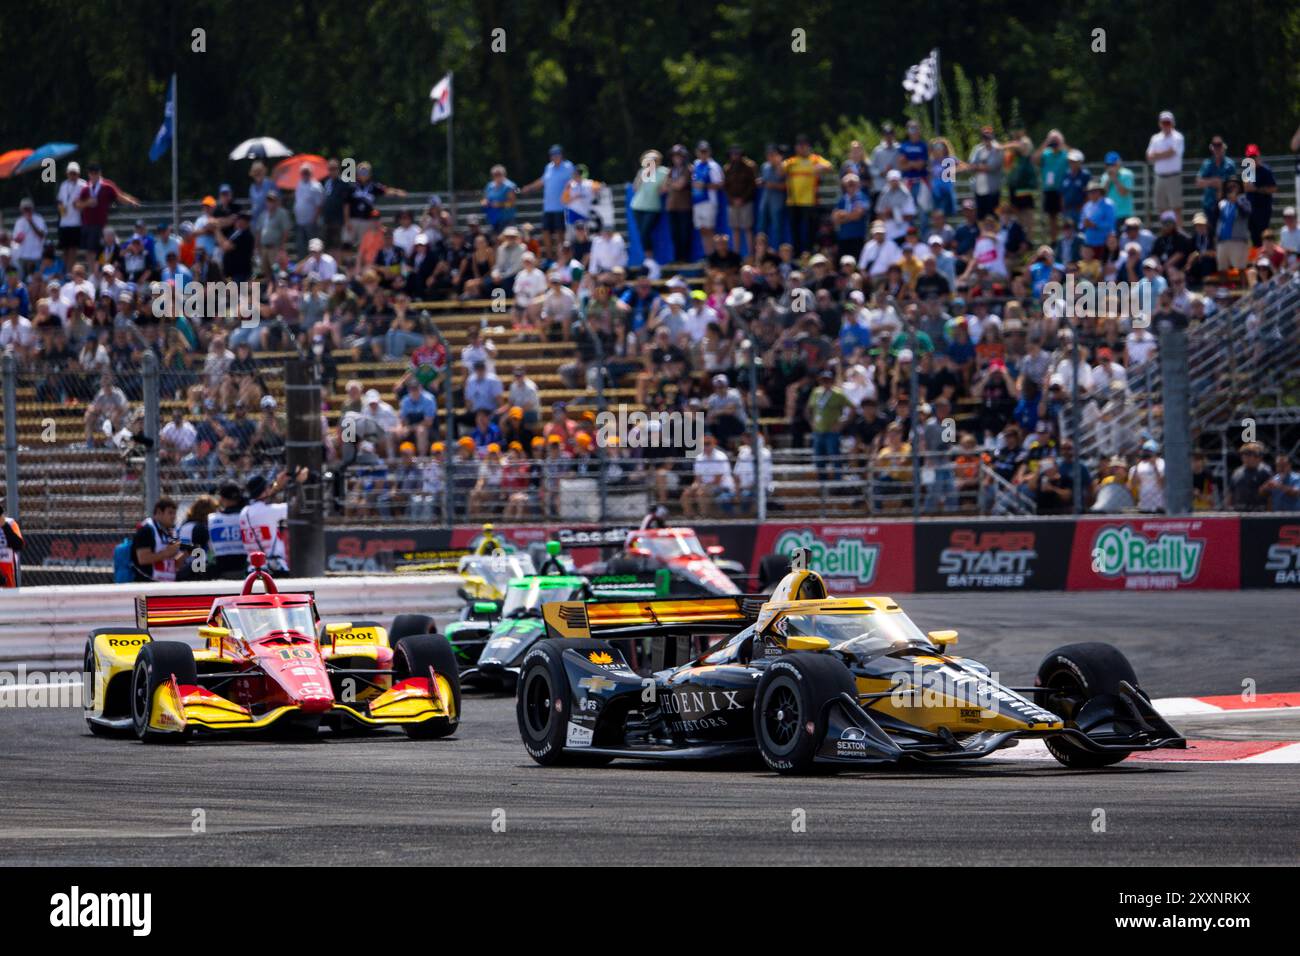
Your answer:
[14,142,77,175]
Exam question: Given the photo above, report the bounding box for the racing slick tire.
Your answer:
[392,634,461,739]
[131,641,197,744]
[1037,642,1139,769]
[754,652,856,775]
[83,635,134,738]
[758,554,792,591]
[516,639,615,767]
[390,613,438,644]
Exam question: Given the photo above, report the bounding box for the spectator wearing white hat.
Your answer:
[875,169,917,241]
[540,271,577,338]
[296,236,338,283]
[361,387,400,458]
[511,250,548,335]
[1146,110,1185,217]
[56,161,86,266]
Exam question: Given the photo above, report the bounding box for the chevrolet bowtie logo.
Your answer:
[578,675,616,694]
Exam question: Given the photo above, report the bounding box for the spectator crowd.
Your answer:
[2,110,1299,527]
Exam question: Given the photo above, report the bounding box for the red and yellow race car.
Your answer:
[84,553,460,743]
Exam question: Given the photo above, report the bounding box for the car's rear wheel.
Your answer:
[392,634,461,739]
[390,613,437,644]
[1037,642,1138,769]
[130,642,196,744]
[754,653,855,774]
[516,639,614,766]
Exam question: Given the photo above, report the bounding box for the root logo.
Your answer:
[1090,525,1204,587]
[774,530,879,585]
[937,530,1037,588]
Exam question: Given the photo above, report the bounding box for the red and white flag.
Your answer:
[430,73,452,125]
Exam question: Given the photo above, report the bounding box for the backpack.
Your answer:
[113,537,134,583]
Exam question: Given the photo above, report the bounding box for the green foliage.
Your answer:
[2,0,1299,208]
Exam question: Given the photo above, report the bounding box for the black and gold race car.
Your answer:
[516,554,1184,774]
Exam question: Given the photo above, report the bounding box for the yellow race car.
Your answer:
[518,550,1185,774]
[84,553,460,743]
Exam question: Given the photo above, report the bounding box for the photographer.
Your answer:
[131,498,182,582]
[239,467,308,575]
[208,482,249,579]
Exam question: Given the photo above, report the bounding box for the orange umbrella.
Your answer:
[0,148,33,179]
[272,153,328,191]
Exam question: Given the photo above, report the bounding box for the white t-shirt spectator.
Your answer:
[296,252,339,282]
[1126,328,1157,366]
[59,277,96,310]
[1131,456,1166,512]
[1091,360,1128,394]
[858,236,902,276]
[57,178,85,227]
[684,303,720,343]
[589,232,627,273]
[294,179,325,227]
[393,223,420,257]
[733,443,774,494]
[1281,223,1300,254]
[692,446,734,493]
[1145,129,1185,176]
[0,317,36,351]
[541,286,576,323]
[12,213,47,261]
[159,419,198,456]
[512,266,548,307]
[972,234,1008,277]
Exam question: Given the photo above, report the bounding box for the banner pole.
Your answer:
[171,73,179,231]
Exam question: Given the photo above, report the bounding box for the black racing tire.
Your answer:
[1037,642,1139,769]
[754,652,856,775]
[390,613,438,644]
[516,639,615,766]
[83,637,129,737]
[131,641,197,744]
[758,554,792,591]
[393,634,461,739]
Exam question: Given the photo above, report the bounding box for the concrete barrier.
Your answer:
[0,574,463,668]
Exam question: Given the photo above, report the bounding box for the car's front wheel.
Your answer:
[1038,642,1138,769]
[392,634,461,739]
[754,653,856,774]
[516,639,614,766]
[130,642,197,744]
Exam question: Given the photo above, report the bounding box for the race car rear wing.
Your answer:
[542,596,760,641]
[134,592,315,629]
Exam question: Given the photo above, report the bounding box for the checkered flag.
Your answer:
[902,49,939,104]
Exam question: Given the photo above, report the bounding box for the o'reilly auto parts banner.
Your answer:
[1240,518,1300,587]
[1067,517,1239,590]
[914,521,1073,591]
[753,522,914,594]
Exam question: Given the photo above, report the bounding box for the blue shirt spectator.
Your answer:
[483,174,519,230]
[834,190,870,240]
[1198,152,1237,213]
[541,159,575,213]
[1081,192,1116,247]
[399,388,438,424]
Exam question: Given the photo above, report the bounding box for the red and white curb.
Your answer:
[988,693,1300,763]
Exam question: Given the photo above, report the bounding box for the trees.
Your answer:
[1,0,1297,208]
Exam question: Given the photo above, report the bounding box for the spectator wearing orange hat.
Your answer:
[540,433,570,517]
[451,436,479,518]
[500,404,533,450]
[411,441,446,521]
[502,441,534,519]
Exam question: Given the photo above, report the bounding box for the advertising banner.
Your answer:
[1240,517,1300,588]
[1066,517,1240,591]
[752,522,914,594]
[913,521,1075,591]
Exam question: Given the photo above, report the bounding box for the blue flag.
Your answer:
[149,76,175,162]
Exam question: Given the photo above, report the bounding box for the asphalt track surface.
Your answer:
[1,591,1297,866]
